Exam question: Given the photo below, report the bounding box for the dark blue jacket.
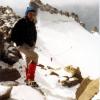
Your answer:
[11,17,37,47]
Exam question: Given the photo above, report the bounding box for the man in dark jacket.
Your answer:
[11,3,39,72]
[11,5,38,47]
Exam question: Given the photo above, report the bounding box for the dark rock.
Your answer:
[1,26,11,33]
[59,66,83,87]
[31,81,39,88]
[50,71,59,76]
[19,66,22,69]
[80,22,85,28]
[0,66,2,69]
[0,32,4,57]
[0,6,20,37]
[38,64,45,69]
[74,15,80,22]
[47,66,54,69]
[0,6,22,83]
[59,10,63,15]
[0,68,21,82]
[91,26,98,32]
[64,66,83,80]
[1,52,21,65]
[0,41,22,65]
[64,12,70,17]
[71,12,76,17]
[33,0,42,5]
[5,6,13,14]
[0,19,5,26]
[61,77,80,87]
[0,31,4,42]
[1,7,6,14]
[1,54,19,65]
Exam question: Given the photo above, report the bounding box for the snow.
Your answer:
[35,67,79,100]
[0,85,11,96]
[36,10,100,79]
[92,91,100,100]
[34,10,100,99]
[10,85,44,100]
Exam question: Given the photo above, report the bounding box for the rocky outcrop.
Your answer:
[2,42,22,65]
[0,6,20,37]
[70,12,80,22]
[91,26,99,33]
[0,6,22,82]
[0,32,4,55]
[0,68,21,82]
[0,6,22,65]
[39,64,83,87]
[0,31,22,65]
[58,65,83,87]
[80,22,85,28]
[76,78,99,100]
[50,71,59,76]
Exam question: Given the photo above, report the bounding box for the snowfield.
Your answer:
[0,85,45,100]
[34,10,100,100]
[36,10,100,79]
[10,85,44,100]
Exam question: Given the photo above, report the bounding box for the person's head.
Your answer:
[25,3,39,22]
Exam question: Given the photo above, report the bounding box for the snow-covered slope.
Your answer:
[10,85,44,100]
[36,10,100,79]
[0,85,44,100]
[34,10,100,100]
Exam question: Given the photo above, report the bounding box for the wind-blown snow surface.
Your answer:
[36,10,100,79]
[10,85,44,100]
[33,10,100,100]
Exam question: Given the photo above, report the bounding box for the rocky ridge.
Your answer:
[0,6,21,82]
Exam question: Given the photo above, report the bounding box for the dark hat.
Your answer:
[25,3,39,16]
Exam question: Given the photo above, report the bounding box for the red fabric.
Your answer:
[26,62,37,81]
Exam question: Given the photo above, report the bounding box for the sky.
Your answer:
[42,0,98,6]
[0,0,29,15]
[99,0,100,31]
